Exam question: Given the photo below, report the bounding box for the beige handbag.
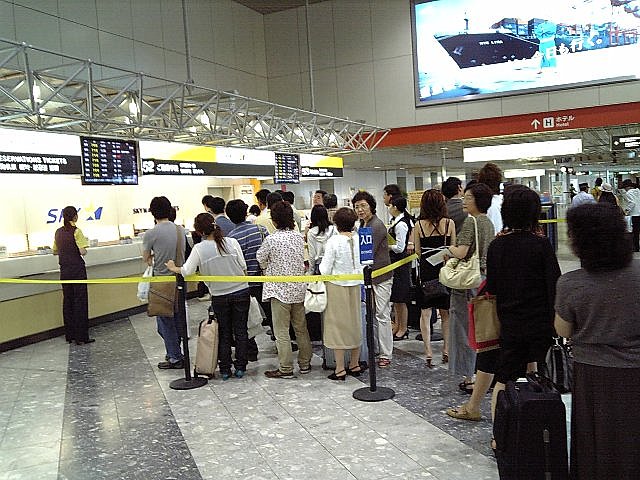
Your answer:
[439,215,482,290]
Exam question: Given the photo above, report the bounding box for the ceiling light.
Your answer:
[32,85,42,102]
[463,139,582,162]
[128,100,138,116]
[504,168,546,178]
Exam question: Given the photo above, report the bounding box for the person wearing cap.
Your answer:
[571,182,596,208]
[598,183,620,207]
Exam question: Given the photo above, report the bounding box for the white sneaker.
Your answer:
[197,293,211,302]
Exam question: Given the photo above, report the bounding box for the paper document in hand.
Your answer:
[426,247,449,266]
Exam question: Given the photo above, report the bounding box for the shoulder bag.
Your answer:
[439,215,482,290]
[467,281,500,352]
[147,224,183,317]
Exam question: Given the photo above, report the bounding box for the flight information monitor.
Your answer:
[80,136,139,185]
[274,152,300,184]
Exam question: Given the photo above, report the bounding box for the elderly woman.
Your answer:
[319,207,364,380]
[555,203,640,479]
[256,201,312,379]
[443,183,495,403]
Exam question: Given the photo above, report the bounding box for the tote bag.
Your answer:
[468,292,500,352]
[304,280,327,313]
[439,215,482,290]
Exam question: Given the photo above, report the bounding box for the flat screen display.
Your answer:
[274,152,300,184]
[80,136,139,185]
[412,0,640,105]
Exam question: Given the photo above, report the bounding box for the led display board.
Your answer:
[412,0,640,106]
[80,136,139,185]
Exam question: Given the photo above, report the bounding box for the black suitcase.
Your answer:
[494,373,568,480]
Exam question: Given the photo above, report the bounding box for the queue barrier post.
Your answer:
[352,265,395,402]
[170,274,208,391]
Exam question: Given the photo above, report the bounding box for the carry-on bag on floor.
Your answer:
[494,373,568,480]
[194,307,219,378]
[322,301,369,370]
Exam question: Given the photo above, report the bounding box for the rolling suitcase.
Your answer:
[194,307,219,378]
[494,373,568,480]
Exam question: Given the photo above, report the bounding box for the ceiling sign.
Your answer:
[611,135,640,151]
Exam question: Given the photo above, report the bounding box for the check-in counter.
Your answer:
[0,242,148,349]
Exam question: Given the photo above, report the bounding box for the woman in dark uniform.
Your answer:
[53,206,94,345]
[388,196,413,340]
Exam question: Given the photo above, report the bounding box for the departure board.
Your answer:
[80,136,139,185]
[274,152,300,184]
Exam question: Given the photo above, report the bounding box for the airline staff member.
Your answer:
[53,206,94,345]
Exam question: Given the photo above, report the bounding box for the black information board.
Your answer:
[274,152,300,184]
[80,136,139,185]
[0,151,81,174]
[612,135,640,151]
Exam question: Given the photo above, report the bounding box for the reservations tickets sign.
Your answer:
[0,151,81,174]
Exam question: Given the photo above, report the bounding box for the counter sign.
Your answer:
[359,227,374,265]
[612,135,640,151]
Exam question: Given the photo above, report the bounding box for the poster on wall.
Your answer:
[411,0,640,106]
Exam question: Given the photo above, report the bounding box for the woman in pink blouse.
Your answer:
[256,201,312,379]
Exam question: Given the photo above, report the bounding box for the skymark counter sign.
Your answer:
[0,152,81,174]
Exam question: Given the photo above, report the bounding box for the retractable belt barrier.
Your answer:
[0,254,419,285]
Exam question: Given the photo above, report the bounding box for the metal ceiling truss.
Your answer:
[0,39,389,155]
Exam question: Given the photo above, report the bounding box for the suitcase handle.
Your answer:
[526,372,557,393]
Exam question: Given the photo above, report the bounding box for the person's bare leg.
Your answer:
[419,308,432,366]
[334,348,346,375]
[348,347,361,370]
[439,308,450,361]
[448,370,494,419]
[491,381,506,421]
[395,302,408,337]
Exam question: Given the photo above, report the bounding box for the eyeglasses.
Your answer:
[353,203,370,211]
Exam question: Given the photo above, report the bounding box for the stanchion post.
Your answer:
[353,235,395,402]
[170,274,207,390]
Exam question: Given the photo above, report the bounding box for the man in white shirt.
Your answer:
[571,183,596,209]
[622,179,640,252]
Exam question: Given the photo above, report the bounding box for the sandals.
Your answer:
[442,353,449,364]
[458,381,474,395]
[446,404,481,421]
[425,357,433,369]
[346,365,363,377]
[377,358,391,368]
[328,370,346,381]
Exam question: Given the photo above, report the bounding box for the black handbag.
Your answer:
[544,337,573,393]
[418,220,449,303]
[421,278,449,303]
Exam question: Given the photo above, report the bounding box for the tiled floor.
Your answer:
[0,257,587,479]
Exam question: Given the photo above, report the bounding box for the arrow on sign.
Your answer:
[531,119,541,130]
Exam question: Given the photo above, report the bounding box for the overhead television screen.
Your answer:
[411,0,640,105]
[80,136,139,185]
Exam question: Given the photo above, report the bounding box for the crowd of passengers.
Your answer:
[142,162,640,480]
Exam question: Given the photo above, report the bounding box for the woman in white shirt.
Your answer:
[307,205,336,274]
[388,196,413,341]
[320,207,364,380]
[166,213,250,381]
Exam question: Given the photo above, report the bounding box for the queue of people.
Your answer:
[128,172,638,479]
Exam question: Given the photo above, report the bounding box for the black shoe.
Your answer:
[75,338,95,345]
[158,359,184,369]
[247,353,258,362]
[431,332,443,342]
[393,332,409,341]
[291,342,299,352]
[415,333,423,341]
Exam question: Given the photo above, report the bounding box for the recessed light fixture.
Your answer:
[374,166,381,169]
[464,139,582,162]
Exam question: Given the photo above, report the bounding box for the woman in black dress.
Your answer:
[53,206,93,345]
[408,190,455,367]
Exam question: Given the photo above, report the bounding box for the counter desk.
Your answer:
[0,242,149,350]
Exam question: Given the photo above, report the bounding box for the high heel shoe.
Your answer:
[392,332,409,341]
[442,353,449,364]
[328,370,346,381]
[346,365,363,377]
[426,357,433,369]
